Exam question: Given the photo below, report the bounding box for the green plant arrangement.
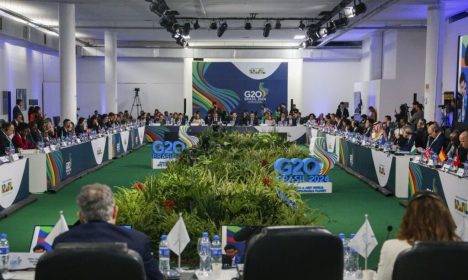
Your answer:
[115,128,328,263]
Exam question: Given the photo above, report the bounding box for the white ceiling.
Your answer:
[0,0,468,46]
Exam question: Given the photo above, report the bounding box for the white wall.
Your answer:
[303,60,362,115]
[42,56,185,119]
[0,40,45,121]
[356,29,426,121]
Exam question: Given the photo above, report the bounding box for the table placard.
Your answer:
[11,154,20,161]
[43,147,51,154]
[442,164,451,172]
[76,138,82,144]
[427,159,434,166]
[413,156,421,163]
[50,145,57,151]
[457,168,466,177]
[0,156,9,163]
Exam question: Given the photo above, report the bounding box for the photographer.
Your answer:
[408,103,424,127]
[394,104,409,124]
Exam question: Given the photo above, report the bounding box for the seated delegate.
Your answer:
[375,191,459,280]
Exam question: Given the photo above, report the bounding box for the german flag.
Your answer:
[438,146,447,162]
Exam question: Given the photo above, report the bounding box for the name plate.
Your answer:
[442,164,451,172]
[413,156,421,163]
[457,168,466,177]
[11,154,20,161]
[0,156,9,163]
[50,145,57,151]
[76,138,82,144]
[43,147,51,154]
[9,252,43,270]
[427,159,434,166]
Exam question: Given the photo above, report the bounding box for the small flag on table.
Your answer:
[167,213,191,268]
[438,146,447,163]
[45,211,69,245]
[453,154,460,168]
[423,146,432,159]
[349,214,378,270]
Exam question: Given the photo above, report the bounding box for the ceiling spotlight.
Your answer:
[210,20,217,30]
[244,20,252,30]
[298,20,305,30]
[344,1,367,18]
[182,22,191,36]
[333,14,348,28]
[326,22,337,35]
[319,27,328,38]
[149,0,170,17]
[217,21,227,37]
[193,20,200,30]
[263,21,272,38]
[300,40,312,49]
[275,20,281,29]
[171,31,181,39]
[307,28,321,42]
[354,1,367,16]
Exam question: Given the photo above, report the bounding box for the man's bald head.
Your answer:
[460,131,468,149]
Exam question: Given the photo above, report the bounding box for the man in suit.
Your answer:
[0,122,15,156]
[426,122,446,154]
[247,112,259,126]
[458,131,468,166]
[53,184,163,280]
[336,102,349,119]
[393,126,415,152]
[12,99,24,122]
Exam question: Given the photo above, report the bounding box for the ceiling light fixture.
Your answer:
[298,20,305,30]
[193,19,200,29]
[244,20,252,30]
[217,21,227,37]
[263,21,272,38]
[182,22,191,36]
[275,19,281,29]
[344,0,367,18]
[210,20,217,30]
[319,27,328,38]
[333,13,348,29]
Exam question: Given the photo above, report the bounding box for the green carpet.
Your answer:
[0,144,405,270]
[0,145,160,252]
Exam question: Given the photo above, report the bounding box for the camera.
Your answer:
[134,88,140,92]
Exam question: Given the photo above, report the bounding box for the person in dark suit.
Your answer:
[458,131,468,166]
[228,112,241,126]
[13,99,24,122]
[75,117,86,136]
[0,122,15,156]
[394,126,415,152]
[53,184,163,280]
[247,112,259,126]
[419,122,446,154]
[336,102,349,119]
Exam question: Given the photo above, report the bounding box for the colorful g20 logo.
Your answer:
[274,158,321,176]
[152,141,186,159]
[274,158,328,183]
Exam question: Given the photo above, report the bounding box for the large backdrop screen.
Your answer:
[192,62,288,116]
[457,35,468,125]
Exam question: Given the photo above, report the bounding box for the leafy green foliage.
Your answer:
[115,129,327,262]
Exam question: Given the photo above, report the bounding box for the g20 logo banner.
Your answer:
[192,62,288,115]
[274,158,333,193]
[152,141,186,169]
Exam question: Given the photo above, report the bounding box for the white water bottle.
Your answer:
[0,233,10,274]
[159,235,170,274]
[198,232,211,273]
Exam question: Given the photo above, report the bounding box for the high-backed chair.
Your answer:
[243,226,343,280]
[35,242,146,280]
[392,241,468,280]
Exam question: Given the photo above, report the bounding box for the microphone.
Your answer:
[385,225,393,241]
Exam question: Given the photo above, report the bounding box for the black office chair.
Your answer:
[243,226,343,280]
[35,242,146,280]
[392,241,468,280]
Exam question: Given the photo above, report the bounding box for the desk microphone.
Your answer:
[385,225,393,241]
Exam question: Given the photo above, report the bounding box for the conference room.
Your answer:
[0,0,468,279]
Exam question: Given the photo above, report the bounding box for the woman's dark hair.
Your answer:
[397,191,459,245]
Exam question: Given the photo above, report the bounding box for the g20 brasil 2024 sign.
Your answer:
[151,140,186,169]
